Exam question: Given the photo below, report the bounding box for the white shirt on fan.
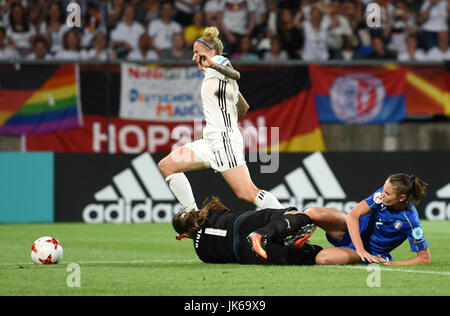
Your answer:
[148,19,182,50]
[419,0,448,32]
[218,0,257,35]
[110,21,145,51]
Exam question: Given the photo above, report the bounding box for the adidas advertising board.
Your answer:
[53,151,450,222]
[55,153,182,223]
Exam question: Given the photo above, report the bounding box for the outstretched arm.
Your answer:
[346,200,380,263]
[380,249,431,266]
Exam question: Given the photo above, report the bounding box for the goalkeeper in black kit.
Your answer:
[172,197,322,265]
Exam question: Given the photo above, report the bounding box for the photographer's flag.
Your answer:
[310,65,407,124]
[0,64,81,135]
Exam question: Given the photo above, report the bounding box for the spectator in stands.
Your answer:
[231,35,260,61]
[426,31,450,60]
[251,0,268,39]
[6,3,35,56]
[217,0,257,55]
[26,35,51,60]
[54,29,83,60]
[148,1,182,54]
[81,1,106,48]
[277,8,303,59]
[397,34,427,61]
[323,0,353,59]
[385,2,417,56]
[160,33,192,60]
[44,1,69,55]
[28,0,50,35]
[365,36,396,60]
[134,0,160,28]
[418,0,449,51]
[263,36,289,61]
[332,34,362,60]
[204,0,220,27]
[184,10,206,49]
[82,31,116,61]
[0,26,17,59]
[110,3,145,59]
[338,1,372,58]
[127,32,158,61]
[174,0,204,27]
[107,0,125,28]
[300,6,329,61]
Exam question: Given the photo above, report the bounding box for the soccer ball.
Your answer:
[30,236,64,264]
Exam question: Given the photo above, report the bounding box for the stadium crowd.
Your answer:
[0,0,449,62]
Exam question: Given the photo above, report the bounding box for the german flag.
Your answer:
[0,64,81,135]
[238,65,325,152]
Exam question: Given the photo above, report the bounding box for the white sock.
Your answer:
[253,190,284,209]
[165,173,198,211]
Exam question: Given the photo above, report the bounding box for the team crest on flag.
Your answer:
[310,65,407,124]
[330,73,386,123]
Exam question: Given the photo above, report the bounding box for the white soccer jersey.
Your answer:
[201,55,240,139]
[186,55,245,172]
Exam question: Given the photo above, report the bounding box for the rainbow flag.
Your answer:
[0,64,81,135]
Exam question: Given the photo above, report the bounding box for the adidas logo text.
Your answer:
[82,153,182,223]
[425,183,450,220]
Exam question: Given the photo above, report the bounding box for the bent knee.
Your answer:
[304,207,327,222]
[158,157,175,178]
[315,250,334,265]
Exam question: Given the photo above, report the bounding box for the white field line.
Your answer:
[1,260,450,277]
[322,264,450,276]
[0,259,199,266]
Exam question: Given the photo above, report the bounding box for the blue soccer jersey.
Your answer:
[360,187,428,260]
[327,188,428,261]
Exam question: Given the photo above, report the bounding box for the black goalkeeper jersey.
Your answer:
[193,209,249,263]
[192,208,291,264]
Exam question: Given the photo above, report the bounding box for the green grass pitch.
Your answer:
[1,221,449,296]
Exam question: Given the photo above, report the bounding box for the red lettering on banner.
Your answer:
[24,114,271,153]
[128,67,164,79]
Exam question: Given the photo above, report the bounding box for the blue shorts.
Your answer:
[326,230,393,263]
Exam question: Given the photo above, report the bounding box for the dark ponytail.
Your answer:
[387,173,428,205]
[172,196,229,236]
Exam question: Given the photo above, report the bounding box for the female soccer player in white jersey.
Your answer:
[158,26,283,212]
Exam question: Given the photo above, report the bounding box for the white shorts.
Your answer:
[185,132,246,173]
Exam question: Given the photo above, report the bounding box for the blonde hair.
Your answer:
[197,26,224,55]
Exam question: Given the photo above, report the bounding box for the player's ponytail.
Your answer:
[196,26,224,55]
[387,173,428,206]
[172,196,229,236]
